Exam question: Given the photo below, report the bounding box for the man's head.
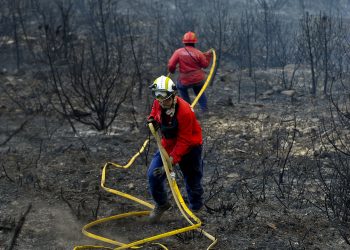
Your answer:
[150,75,176,109]
[182,31,197,44]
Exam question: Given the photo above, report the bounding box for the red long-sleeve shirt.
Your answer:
[148,97,202,164]
[168,46,212,85]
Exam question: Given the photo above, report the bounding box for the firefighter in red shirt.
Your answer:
[168,31,212,113]
[147,75,204,222]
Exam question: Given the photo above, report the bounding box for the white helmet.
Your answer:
[150,75,176,99]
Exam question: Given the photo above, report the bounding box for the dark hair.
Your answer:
[184,43,195,47]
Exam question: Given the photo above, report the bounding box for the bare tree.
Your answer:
[7,0,22,71]
[297,12,343,96]
[257,0,275,69]
[165,0,200,51]
[198,0,232,86]
[274,23,301,89]
[317,80,350,244]
[237,9,256,77]
[298,12,320,95]
[0,0,12,52]
[37,0,131,131]
[316,14,345,95]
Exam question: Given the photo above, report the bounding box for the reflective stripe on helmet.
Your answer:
[153,75,174,93]
[165,76,170,91]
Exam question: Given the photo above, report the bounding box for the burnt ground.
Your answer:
[0,64,349,250]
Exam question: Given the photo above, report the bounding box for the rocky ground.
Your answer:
[0,63,349,250]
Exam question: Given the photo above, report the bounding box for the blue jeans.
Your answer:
[147,145,204,210]
[176,81,208,112]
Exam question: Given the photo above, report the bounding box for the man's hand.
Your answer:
[147,117,160,130]
[204,49,213,56]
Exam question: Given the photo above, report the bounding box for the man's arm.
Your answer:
[197,49,211,68]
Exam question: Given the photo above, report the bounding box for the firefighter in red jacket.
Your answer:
[147,75,204,222]
[168,31,212,113]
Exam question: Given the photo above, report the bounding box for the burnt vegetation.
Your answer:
[0,0,350,249]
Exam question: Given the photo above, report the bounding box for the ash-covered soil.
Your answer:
[0,65,349,250]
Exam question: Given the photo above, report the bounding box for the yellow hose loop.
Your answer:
[81,212,148,248]
[107,139,150,169]
[101,162,154,209]
[74,138,204,250]
[191,48,217,109]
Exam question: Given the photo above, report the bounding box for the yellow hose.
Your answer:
[191,48,216,109]
[74,49,217,250]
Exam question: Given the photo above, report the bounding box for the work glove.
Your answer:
[153,167,165,178]
[147,117,160,131]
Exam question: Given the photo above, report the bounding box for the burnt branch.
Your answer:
[0,119,30,146]
[8,204,32,250]
[2,163,14,183]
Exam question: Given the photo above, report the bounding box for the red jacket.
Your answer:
[168,46,212,85]
[148,97,202,164]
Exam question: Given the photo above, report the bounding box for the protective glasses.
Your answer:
[154,91,172,101]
